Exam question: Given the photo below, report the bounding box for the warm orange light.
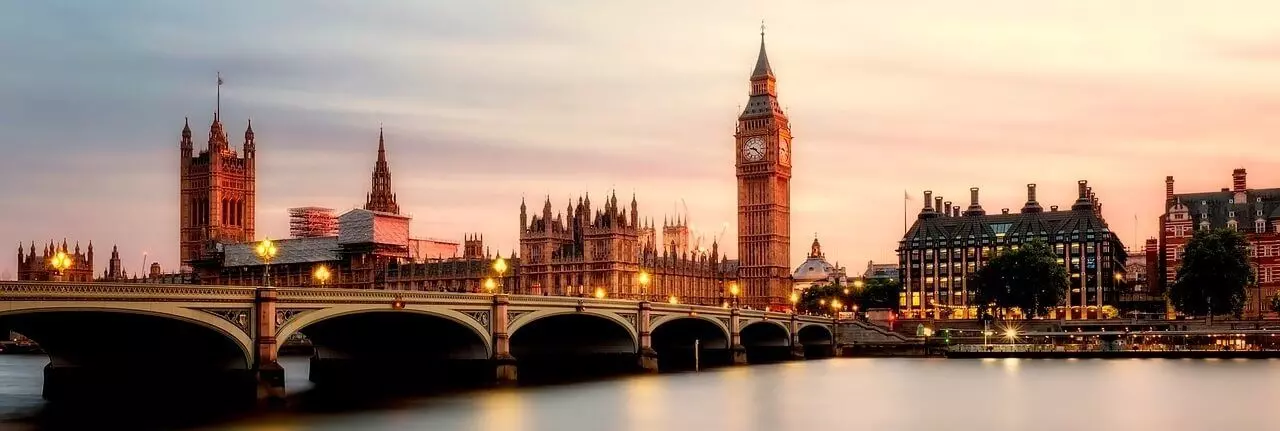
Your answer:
[594,287,606,299]
[50,251,72,272]
[255,238,278,261]
[493,257,508,275]
[729,282,740,297]
[819,299,826,306]
[638,271,651,286]
[668,295,678,304]
[484,278,496,292]
[313,265,331,284]
[789,292,799,304]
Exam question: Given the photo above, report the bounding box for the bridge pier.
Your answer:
[789,315,806,360]
[492,294,518,385]
[637,301,659,373]
[729,309,748,365]
[254,287,286,406]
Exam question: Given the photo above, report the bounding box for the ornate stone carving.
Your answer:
[197,308,251,331]
[507,310,531,325]
[619,312,638,329]
[275,309,308,327]
[718,317,732,329]
[463,310,491,332]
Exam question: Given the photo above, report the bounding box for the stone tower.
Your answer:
[734,28,792,309]
[364,127,401,215]
[180,76,256,269]
[663,215,691,256]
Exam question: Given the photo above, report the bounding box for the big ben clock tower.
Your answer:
[735,28,792,310]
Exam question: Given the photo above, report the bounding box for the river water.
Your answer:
[0,354,1278,430]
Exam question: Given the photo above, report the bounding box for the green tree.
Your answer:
[857,278,902,311]
[968,239,1069,318]
[1170,228,1252,317]
[1271,294,1280,315]
[797,284,846,314]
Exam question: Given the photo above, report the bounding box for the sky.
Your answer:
[3,0,1280,279]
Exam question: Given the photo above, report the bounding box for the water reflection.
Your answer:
[0,356,1277,430]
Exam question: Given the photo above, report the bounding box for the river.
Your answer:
[0,355,1278,430]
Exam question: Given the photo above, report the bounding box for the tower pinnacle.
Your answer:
[363,127,400,214]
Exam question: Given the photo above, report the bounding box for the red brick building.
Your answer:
[1160,169,1280,318]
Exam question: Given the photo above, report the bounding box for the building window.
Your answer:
[1227,220,1238,230]
[1200,220,1210,230]
[1259,220,1267,234]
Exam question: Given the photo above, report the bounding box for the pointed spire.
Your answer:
[182,117,192,140]
[244,118,254,141]
[752,20,774,78]
[363,126,400,214]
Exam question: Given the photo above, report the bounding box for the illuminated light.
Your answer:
[594,287,606,299]
[638,271,651,286]
[1005,328,1017,339]
[49,251,73,273]
[493,257,508,275]
[853,279,865,289]
[668,295,678,304]
[789,291,799,304]
[313,265,331,285]
[484,278,496,292]
[729,282,740,297]
[255,238,278,261]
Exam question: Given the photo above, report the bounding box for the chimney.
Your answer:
[923,191,933,211]
[953,207,961,217]
[965,187,986,216]
[1072,180,1093,210]
[1021,183,1043,213]
[1233,169,1247,192]
[1001,208,1010,215]
[1165,176,1175,201]
[944,201,953,216]
[934,196,943,214]
[1050,205,1059,211]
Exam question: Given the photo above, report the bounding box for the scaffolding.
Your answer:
[289,207,338,238]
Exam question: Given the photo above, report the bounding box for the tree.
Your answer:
[797,284,846,315]
[1170,228,1252,318]
[1271,294,1280,315]
[968,239,1069,319]
[858,278,902,311]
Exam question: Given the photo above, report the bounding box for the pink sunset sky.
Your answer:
[2,1,1279,279]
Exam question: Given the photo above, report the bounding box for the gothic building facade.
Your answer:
[17,240,95,282]
[194,129,514,292]
[1160,169,1280,318]
[735,30,793,310]
[517,193,732,305]
[179,110,256,271]
[898,182,1127,320]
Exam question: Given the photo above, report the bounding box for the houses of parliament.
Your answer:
[18,32,798,310]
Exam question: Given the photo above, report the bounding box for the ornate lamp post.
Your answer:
[49,251,72,282]
[492,256,508,295]
[638,270,651,302]
[255,238,278,287]
[729,282,740,309]
[831,299,842,319]
[790,291,799,314]
[313,265,331,287]
[484,277,497,294]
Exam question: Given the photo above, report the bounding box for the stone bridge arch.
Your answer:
[506,308,639,345]
[273,304,493,357]
[0,303,255,367]
[650,313,731,338]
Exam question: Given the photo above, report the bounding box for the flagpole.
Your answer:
[903,190,908,235]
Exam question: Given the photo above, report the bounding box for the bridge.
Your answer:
[0,281,837,404]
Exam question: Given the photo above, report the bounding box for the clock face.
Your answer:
[778,140,790,164]
[742,137,766,162]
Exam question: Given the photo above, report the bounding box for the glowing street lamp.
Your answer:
[668,295,678,305]
[853,279,865,289]
[492,256,508,295]
[312,265,331,287]
[255,238,278,287]
[789,291,799,313]
[728,282,740,308]
[1005,328,1018,344]
[484,278,497,293]
[638,270,651,301]
[594,287,606,299]
[49,251,72,282]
